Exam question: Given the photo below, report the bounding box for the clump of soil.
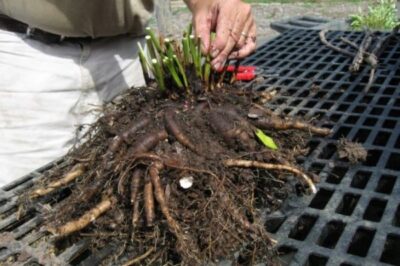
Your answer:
[337,138,368,164]
[19,83,331,265]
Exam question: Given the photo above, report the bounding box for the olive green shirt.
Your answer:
[0,0,154,38]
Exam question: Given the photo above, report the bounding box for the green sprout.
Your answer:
[152,59,166,92]
[137,26,213,94]
[189,35,202,78]
[204,55,211,87]
[138,42,151,79]
[145,35,157,60]
[146,27,162,53]
[182,38,191,64]
[163,57,183,89]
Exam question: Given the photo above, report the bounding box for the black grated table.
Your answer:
[0,29,399,265]
[242,29,400,266]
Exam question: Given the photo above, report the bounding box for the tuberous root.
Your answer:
[255,116,332,136]
[223,159,317,194]
[30,164,86,198]
[47,196,116,236]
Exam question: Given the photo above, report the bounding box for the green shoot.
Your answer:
[163,57,183,89]
[204,32,216,89]
[182,38,190,64]
[255,129,278,150]
[145,35,157,60]
[190,35,202,78]
[204,55,211,87]
[146,27,163,53]
[173,55,189,91]
[164,38,174,59]
[187,23,192,36]
[138,42,151,78]
[152,59,166,92]
[164,38,189,89]
[138,25,215,94]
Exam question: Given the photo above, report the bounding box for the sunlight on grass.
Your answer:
[350,0,399,30]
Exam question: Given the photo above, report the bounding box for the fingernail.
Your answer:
[211,48,219,58]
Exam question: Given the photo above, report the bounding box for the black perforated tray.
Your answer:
[242,29,400,266]
[270,16,332,33]
[0,29,399,265]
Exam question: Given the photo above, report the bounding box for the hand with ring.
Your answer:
[184,0,257,70]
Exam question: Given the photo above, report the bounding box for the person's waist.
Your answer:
[0,14,93,43]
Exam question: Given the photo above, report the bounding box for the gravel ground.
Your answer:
[151,1,372,43]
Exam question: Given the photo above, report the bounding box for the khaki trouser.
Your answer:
[0,29,145,186]
[0,0,153,38]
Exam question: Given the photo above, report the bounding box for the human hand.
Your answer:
[185,0,257,70]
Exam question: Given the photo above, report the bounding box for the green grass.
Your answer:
[350,0,399,30]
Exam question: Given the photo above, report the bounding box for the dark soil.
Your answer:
[337,138,368,164]
[18,84,329,265]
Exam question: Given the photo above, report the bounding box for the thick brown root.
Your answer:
[349,31,372,73]
[30,164,86,198]
[149,161,200,262]
[221,107,257,150]
[209,110,255,150]
[106,116,151,156]
[164,109,200,154]
[130,169,143,227]
[255,116,331,136]
[149,162,174,228]
[47,196,115,236]
[218,106,253,129]
[121,116,151,142]
[107,136,125,155]
[128,129,168,155]
[26,86,330,264]
[319,29,354,57]
[238,131,256,151]
[144,174,155,227]
[340,37,378,68]
[251,103,275,116]
[208,111,237,146]
[321,29,398,93]
[132,153,185,170]
[223,159,317,193]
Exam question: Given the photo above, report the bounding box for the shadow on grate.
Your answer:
[0,29,399,265]
[242,29,400,266]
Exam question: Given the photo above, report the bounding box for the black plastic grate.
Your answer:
[0,159,118,265]
[0,29,399,265]
[242,29,400,266]
[270,16,332,33]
